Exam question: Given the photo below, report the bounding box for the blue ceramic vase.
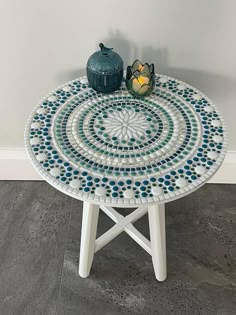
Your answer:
[86,43,123,93]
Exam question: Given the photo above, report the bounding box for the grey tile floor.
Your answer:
[0,182,235,315]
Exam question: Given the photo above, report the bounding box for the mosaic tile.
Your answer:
[25,75,227,206]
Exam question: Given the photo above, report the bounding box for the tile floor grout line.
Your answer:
[55,203,73,315]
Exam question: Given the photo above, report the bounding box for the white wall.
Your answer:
[1,0,236,150]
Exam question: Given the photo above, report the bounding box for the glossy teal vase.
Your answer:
[86,43,124,93]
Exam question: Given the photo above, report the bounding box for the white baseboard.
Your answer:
[0,148,235,183]
[0,149,41,180]
[207,151,236,184]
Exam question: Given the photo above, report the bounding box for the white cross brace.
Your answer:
[78,202,167,281]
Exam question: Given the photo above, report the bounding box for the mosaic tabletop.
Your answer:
[25,75,227,207]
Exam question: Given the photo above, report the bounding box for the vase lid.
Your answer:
[87,43,123,75]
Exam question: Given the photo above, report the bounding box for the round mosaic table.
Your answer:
[25,75,227,281]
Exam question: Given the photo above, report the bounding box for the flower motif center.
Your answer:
[101,109,150,143]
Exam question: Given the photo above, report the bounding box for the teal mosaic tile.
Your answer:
[25,76,227,206]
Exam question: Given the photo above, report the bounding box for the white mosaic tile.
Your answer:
[25,75,227,206]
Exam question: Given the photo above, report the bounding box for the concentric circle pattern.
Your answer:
[25,75,227,206]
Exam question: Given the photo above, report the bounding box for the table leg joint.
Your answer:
[95,205,151,255]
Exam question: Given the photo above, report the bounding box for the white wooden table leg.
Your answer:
[79,202,100,278]
[148,203,167,281]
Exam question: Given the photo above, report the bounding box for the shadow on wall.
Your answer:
[100,29,138,66]
[141,44,236,108]
[58,29,236,113]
